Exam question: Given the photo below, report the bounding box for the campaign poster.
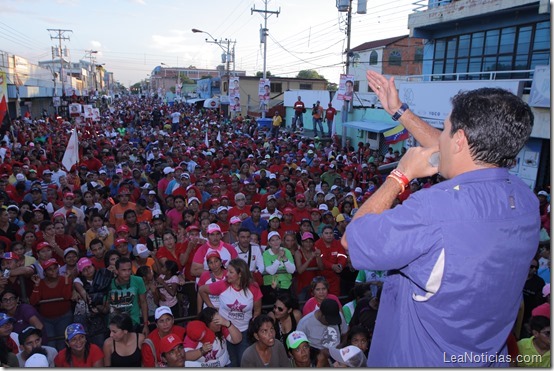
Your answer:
[83,104,94,118]
[337,74,354,101]
[69,103,82,117]
[258,78,270,108]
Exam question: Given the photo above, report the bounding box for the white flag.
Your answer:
[217,131,221,143]
[62,129,79,171]
[204,131,209,148]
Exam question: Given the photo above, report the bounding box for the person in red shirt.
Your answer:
[314,226,347,296]
[292,194,311,224]
[54,323,104,367]
[141,306,186,367]
[324,102,337,138]
[29,258,74,350]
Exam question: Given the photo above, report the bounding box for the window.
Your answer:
[432,21,550,81]
[388,50,402,66]
[353,81,360,92]
[270,83,282,93]
[299,83,312,90]
[369,51,378,65]
[415,48,424,63]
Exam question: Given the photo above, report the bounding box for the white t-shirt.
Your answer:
[208,280,262,332]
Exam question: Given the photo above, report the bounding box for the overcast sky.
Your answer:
[2,0,415,87]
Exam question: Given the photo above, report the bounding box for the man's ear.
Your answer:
[453,129,467,153]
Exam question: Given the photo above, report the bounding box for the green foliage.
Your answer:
[296,69,325,79]
[327,82,338,91]
[255,71,272,77]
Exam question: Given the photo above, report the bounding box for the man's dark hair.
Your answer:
[115,255,131,269]
[449,88,533,168]
[529,315,550,333]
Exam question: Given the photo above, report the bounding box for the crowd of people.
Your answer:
[0,84,549,367]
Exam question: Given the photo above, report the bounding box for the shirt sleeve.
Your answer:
[208,280,229,296]
[249,283,263,302]
[345,192,433,271]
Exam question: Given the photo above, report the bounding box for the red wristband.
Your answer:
[390,169,410,186]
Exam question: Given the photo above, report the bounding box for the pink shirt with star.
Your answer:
[208,280,262,332]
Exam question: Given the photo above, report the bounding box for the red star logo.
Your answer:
[227,299,247,312]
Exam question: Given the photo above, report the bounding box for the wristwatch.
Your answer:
[392,102,409,121]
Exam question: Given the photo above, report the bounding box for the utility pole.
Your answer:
[85,50,97,95]
[48,29,72,98]
[340,0,353,148]
[252,0,280,119]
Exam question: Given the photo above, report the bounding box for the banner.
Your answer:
[258,78,270,110]
[84,104,94,118]
[383,124,409,144]
[69,103,82,117]
[230,78,241,112]
[0,72,7,125]
[62,129,79,171]
[337,74,354,101]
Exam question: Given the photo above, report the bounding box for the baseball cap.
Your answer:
[15,173,25,182]
[267,194,276,201]
[268,213,281,221]
[286,330,310,350]
[320,298,341,325]
[186,320,216,343]
[336,214,347,223]
[19,326,42,344]
[318,204,329,212]
[159,333,182,354]
[217,206,228,214]
[301,232,314,241]
[324,193,336,201]
[354,187,363,193]
[0,312,15,326]
[268,231,281,241]
[63,247,79,257]
[362,163,368,168]
[141,183,153,190]
[538,190,549,197]
[63,192,75,199]
[116,225,130,233]
[283,208,293,215]
[206,250,221,262]
[186,225,201,233]
[330,185,339,191]
[133,243,150,258]
[155,306,173,320]
[329,345,367,367]
[206,223,222,234]
[41,258,59,271]
[65,323,86,341]
[1,252,19,260]
[148,190,157,195]
[163,167,174,175]
[188,197,200,204]
[296,194,306,200]
[115,238,128,245]
[42,170,53,175]
[230,216,242,225]
[36,241,51,251]
[77,257,93,272]
[25,353,49,367]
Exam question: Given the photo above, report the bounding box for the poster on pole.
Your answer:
[230,77,241,112]
[258,78,270,110]
[337,74,354,101]
[83,104,94,118]
[0,72,7,125]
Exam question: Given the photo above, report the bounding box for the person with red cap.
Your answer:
[29,258,73,350]
[197,251,228,312]
[159,332,185,367]
[55,192,85,225]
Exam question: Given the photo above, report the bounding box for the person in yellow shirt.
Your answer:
[271,112,283,139]
[517,315,550,367]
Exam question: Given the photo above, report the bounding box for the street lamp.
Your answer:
[191,28,233,84]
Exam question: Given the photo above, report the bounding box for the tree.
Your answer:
[327,82,338,92]
[296,69,325,79]
[179,75,195,84]
[255,71,272,77]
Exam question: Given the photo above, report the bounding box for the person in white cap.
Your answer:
[24,352,49,367]
[141,306,186,367]
[329,345,368,367]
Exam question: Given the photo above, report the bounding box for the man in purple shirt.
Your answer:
[342,71,538,367]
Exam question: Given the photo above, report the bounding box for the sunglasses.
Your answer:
[296,200,306,203]
[273,305,285,312]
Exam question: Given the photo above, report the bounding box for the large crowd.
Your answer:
[0,94,549,367]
